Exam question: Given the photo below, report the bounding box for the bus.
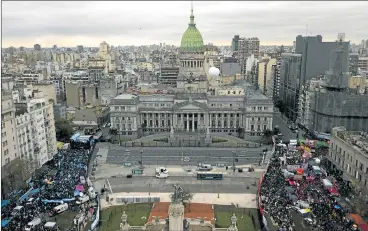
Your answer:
[197,172,223,180]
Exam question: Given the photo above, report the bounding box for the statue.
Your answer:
[168,184,193,231]
[170,126,174,136]
[119,211,130,231]
[206,126,210,135]
[228,213,238,231]
[170,184,186,204]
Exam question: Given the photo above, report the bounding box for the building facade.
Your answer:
[1,94,19,166]
[327,127,368,193]
[109,6,273,141]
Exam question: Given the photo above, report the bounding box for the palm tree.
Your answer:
[263,129,273,144]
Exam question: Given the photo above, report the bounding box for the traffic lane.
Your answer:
[109,147,269,152]
[108,149,265,157]
[106,156,261,165]
[273,114,297,141]
[108,176,258,194]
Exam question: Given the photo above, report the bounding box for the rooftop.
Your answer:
[334,127,368,157]
[114,94,138,100]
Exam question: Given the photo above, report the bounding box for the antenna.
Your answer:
[191,0,193,12]
[305,24,308,36]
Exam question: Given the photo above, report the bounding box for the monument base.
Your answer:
[168,203,185,231]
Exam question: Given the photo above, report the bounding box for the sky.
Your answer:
[2,1,368,48]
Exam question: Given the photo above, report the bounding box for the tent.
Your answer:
[75,184,85,192]
[1,219,10,227]
[328,187,339,196]
[296,168,304,175]
[1,200,10,208]
[360,224,368,231]
[348,213,366,225]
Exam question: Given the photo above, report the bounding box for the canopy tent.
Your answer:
[1,219,10,227]
[56,141,64,149]
[315,141,329,148]
[75,184,85,192]
[1,200,10,208]
[322,179,333,187]
[296,168,304,175]
[360,224,368,231]
[349,213,367,225]
[328,187,340,196]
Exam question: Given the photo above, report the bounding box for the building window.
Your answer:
[251,125,254,131]
[4,149,9,156]
[264,107,268,110]
[263,125,267,130]
[258,117,261,121]
[251,117,255,121]
[252,107,256,111]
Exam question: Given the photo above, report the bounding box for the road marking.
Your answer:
[106,179,113,194]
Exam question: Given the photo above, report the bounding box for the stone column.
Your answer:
[215,114,218,128]
[181,113,184,130]
[158,114,161,129]
[192,114,195,132]
[174,113,177,128]
[186,114,189,132]
[228,114,230,128]
[221,114,225,128]
[168,203,185,231]
[233,115,237,128]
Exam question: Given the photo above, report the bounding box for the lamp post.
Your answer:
[217,181,220,198]
[148,182,151,196]
[232,150,236,172]
[140,150,143,166]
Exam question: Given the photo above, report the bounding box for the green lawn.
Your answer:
[215,212,256,231]
[100,203,152,231]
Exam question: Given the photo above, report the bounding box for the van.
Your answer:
[155,172,169,179]
[76,195,90,205]
[49,204,68,216]
[44,222,58,230]
[11,206,24,216]
[155,167,168,174]
[198,164,212,171]
[25,217,42,231]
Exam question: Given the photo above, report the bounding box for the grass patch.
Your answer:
[212,138,228,143]
[100,203,152,231]
[215,212,256,231]
[152,138,168,143]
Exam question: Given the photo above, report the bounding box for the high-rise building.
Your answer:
[349,53,360,76]
[271,58,281,99]
[1,93,19,166]
[231,35,240,52]
[34,44,41,51]
[77,45,84,53]
[298,42,368,133]
[238,37,260,75]
[295,35,349,87]
[279,53,303,121]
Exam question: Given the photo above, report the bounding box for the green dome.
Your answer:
[180,9,204,53]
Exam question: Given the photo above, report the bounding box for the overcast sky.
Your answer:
[2,1,368,48]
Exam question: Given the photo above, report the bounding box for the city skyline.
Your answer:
[2,1,368,48]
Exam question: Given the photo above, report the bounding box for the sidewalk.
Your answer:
[101,192,257,209]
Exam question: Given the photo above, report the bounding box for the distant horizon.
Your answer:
[3,1,367,48]
[3,42,295,49]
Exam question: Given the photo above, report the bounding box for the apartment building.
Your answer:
[15,95,57,168]
[327,127,368,193]
[1,94,19,166]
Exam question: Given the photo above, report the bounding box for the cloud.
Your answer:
[2,1,368,47]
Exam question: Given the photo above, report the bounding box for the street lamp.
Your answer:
[232,150,236,172]
[217,181,220,198]
[148,182,151,196]
[140,150,143,166]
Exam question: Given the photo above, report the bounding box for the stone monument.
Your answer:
[169,126,176,144]
[119,211,130,231]
[204,126,212,146]
[228,213,238,231]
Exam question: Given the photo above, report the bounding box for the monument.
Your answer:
[204,126,212,146]
[163,184,193,231]
[169,126,176,144]
[227,214,238,231]
[119,211,130,231]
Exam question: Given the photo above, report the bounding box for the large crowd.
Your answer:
[1,147,98,231]
[260,139,367,231]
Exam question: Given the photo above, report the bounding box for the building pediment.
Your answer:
[174,100,208,111]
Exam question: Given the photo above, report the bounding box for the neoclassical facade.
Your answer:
[109,5,274,140]
[110,92,273,139]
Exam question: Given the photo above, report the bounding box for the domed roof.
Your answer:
[180,6,204,53]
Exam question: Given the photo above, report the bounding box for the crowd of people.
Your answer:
[1,147,98,231]
[260,140,366,231]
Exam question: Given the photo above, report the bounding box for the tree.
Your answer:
[263,129,273,144]
[274,99,286,113]
[1,158,34,198]
[236,127,244,138]
[55,119,73,141]
[109,128,119,143]
[272,126,280,135]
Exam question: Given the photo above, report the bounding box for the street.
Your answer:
[105,147,269,166]
[273,113,303,142]
[106,176,258,194]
